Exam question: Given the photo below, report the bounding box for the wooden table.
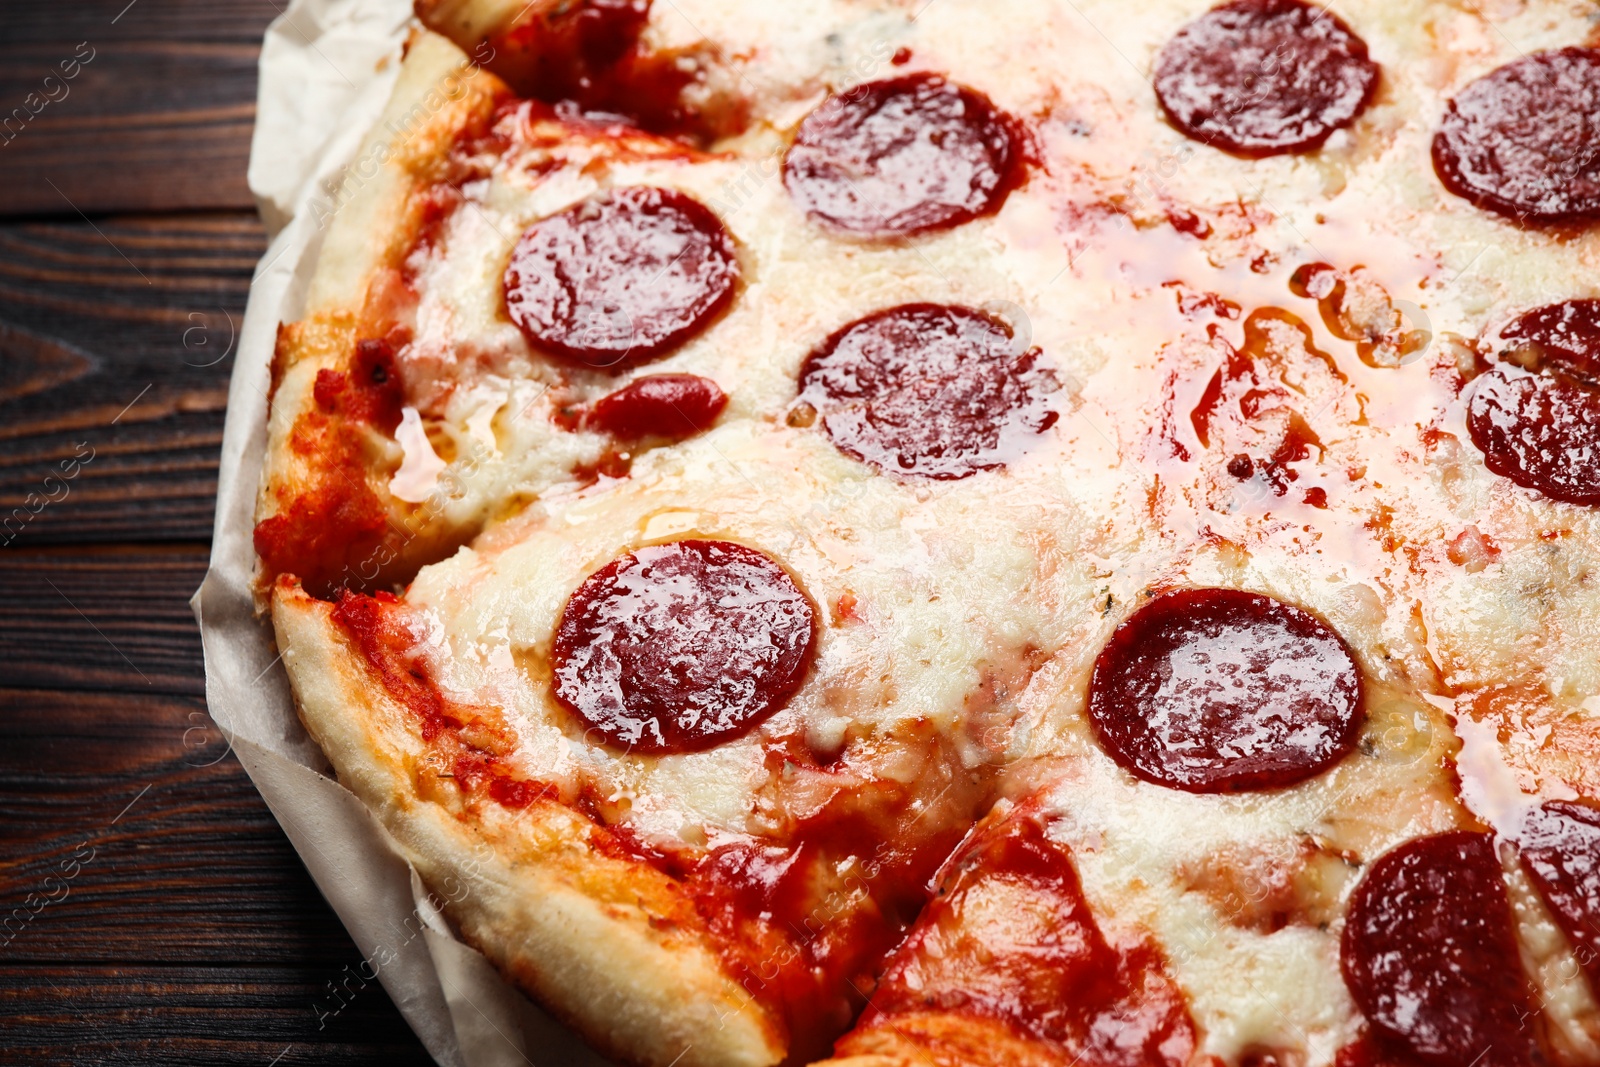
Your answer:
[0,1,434,1061]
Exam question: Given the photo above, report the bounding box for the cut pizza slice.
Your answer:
[268,307,1153,1060]
[255,2,1600,1065]
[820,582,1600,1067]
[255,27,782,599]
[819,798,1202,1067]
[254,31,512,598]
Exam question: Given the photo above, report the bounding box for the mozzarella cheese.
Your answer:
[369,0,1600,1059]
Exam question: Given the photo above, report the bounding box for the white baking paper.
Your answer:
[193,2,614,1063]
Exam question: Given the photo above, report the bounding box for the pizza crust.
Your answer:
[412,0,528,57]
[304,28,501,318]
[255,3,1600,1063]
[272,579,786,1067]
[254,31,510,601]
[820,1014,1067,1067]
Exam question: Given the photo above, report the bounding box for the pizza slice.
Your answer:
[270,390,1108,1063]
[256,2,1036,601]
[253,31,509,597]
[255,1,1600,1065]
[819,798,1201,1067]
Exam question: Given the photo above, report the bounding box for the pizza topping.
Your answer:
[1467,300,1600,507]
[482,0,756,142]
[503,186,739,369]
[796,303,1058,479]
[783,74,1021,237]
[506,0,651,90]
[332,589,456,741]
[253,477,388,599]
[702,766,983,1057]
[1500,300,1600,373]
[1289,263,1433,369]
[313,337,406,430]
[587,373,728,440]
[254,333,419,597]
[1087,588,1363,793]
[1517,800,1600,989]
[587,731,993,1061]
[1189,309,1345,497]
[1335,1035,1431,1067]
[329,588,558,808]
[495,0,655,117]
[1176,838,1349,932]
[551,540,816,754]
[843,806,1197,1066]
[1340,831,1537,1067]
[1153,0,1379,157]
[1432,49,1600,223]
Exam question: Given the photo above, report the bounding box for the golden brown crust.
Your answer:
[821,1013,1070,1067]
[412,0,529,54]
[302,30,504,320]
[272,580,786,1067]
[254,31,509,601]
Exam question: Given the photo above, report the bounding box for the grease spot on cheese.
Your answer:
[371,1,1600,1058]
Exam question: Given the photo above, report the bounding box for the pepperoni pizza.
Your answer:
[255,2,1600,1065]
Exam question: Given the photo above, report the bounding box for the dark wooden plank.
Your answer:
[0,965,435,1067]
[0,45,259,215]
[0,0,284,43]
[0,687,364,965]
[0,0,280,214]
[0,213,261,546]
[0,548,207,695]
[0,684,434,1062]
[0,4,440,1060]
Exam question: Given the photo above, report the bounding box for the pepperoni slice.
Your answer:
[1467,300,1600,507]
[550,540,815,754]
[588,374,727,440]
[503,187,739,369]
[1432,49,1600,224]
[845,808,1198,1066]
[795,303,1057,479]
[783,74,1021,238]
[1153,0,1379,157]
[486,0,710,141]
[1086,588,1363,793]
[1518,801,1600,989]
[1341,831,1536,1067]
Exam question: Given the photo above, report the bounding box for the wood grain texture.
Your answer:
[1,687,354,966]
[0,965,435,1067]
[0,0,282,41]
[0,1,449,1058]
[0,548,206,695]
[0,0,280,215]
[0,213,260,546]
[0,566,440,1064]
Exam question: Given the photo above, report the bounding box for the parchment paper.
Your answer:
[192,2,614,1063]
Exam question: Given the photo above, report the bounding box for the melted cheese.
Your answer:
[405,416,1117,838]
[374,0,1600,1059]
